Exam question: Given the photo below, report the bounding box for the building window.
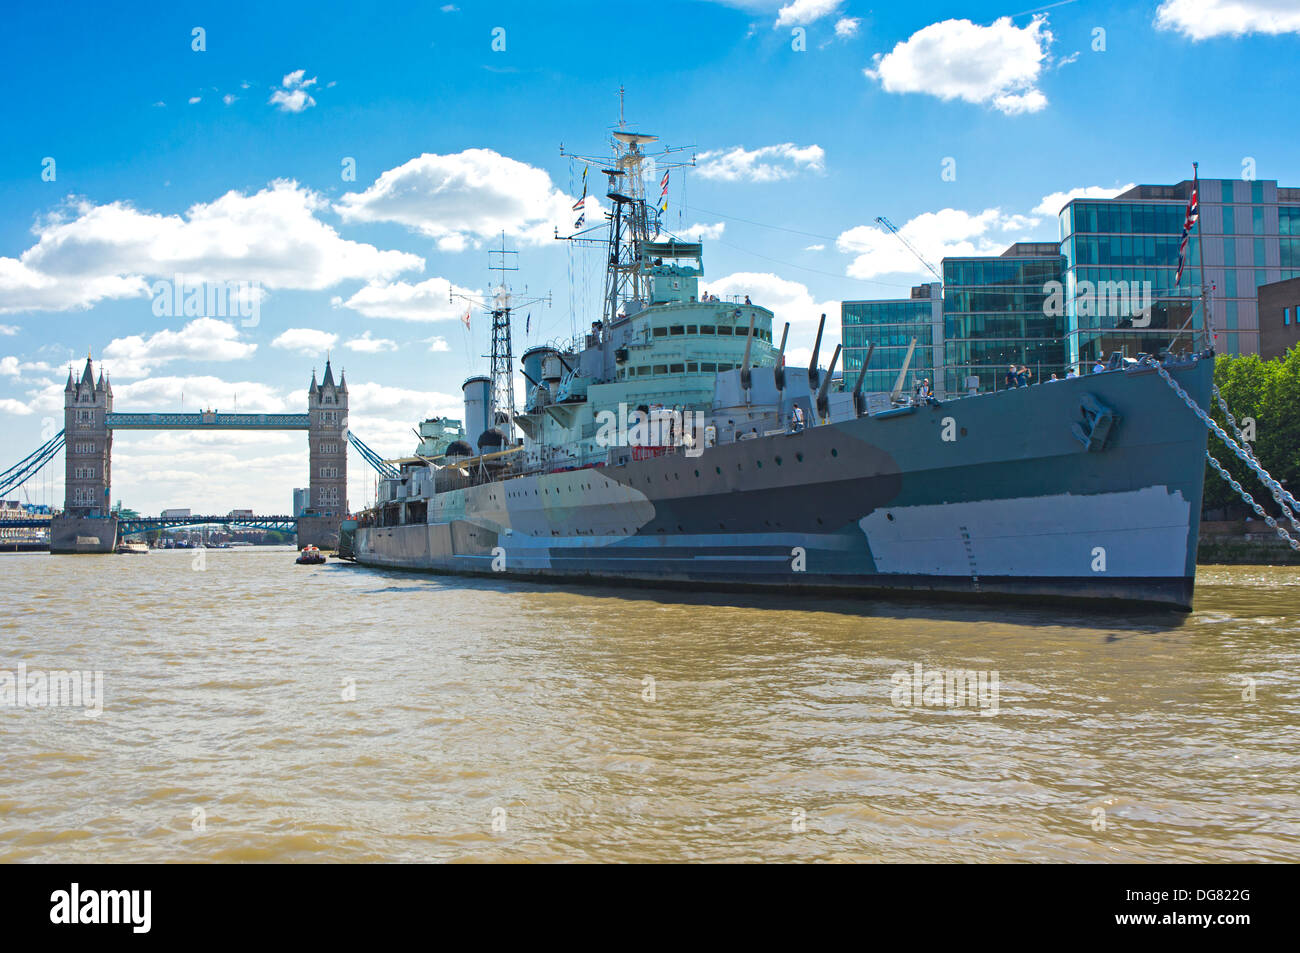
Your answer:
[1286,307,1291,327]
[318,466,339,479]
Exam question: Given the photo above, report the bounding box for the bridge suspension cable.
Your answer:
[347,432,399,480]
[0,429,65,497]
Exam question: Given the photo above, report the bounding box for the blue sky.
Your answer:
[2,0,1298,513]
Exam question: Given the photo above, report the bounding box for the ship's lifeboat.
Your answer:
[296,545,326,565]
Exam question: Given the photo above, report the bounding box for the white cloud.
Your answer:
[834,17,861,38]
[0,181,423,314]
[0,325,18,335]
[775,0,840,28]
[805,243,825,251]
[678,222,726,241]
[335,149,585,248]
[113,375,292,413]
[425,336,450,352]
[837,207,1040,280]
[336,277,482,322]
[703,272,842,354]
[271,328,338,356]
[0,355,54,377]
[101,318,257,379]
[0,397,34,415]
[866,16,1053,115]
[345,330,398,353]
[1155,0,1300,39]
[188,96,201,105]
[1033,183,1135,217]
[696,144,826,183]
[222,93,237,105]
[269,70,318,112]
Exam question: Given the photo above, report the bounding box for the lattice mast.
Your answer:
[451,233,550,441]
[558,87,695,326]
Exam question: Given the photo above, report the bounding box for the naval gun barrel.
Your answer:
[817,343,841,420]
[775,322,790,390]
[808,314,825,391]
[852,343,875,417]
[740,312,756,391]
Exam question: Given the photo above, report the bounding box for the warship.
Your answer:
[353,121,1214,610]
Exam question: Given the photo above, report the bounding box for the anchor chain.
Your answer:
[1153,362,1300,539]
[1205,452,1300,552]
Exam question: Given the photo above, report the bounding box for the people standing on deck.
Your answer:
[1016,365,1033,388]
[1005,365,1018,389]
[791,403,806,432]
[1092,358,1106,374]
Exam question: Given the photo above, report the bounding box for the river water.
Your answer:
[1,549,1297,863]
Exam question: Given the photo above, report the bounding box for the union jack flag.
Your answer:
[1175,176,1199,285]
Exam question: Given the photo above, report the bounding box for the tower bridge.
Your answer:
[0,352,395,553]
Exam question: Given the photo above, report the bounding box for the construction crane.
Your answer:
[875,215,943,283]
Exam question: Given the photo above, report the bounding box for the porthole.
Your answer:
[796,452,804,463]
[775,456,782,465]
[830,448,838,458]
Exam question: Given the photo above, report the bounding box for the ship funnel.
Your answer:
[817,344,841,420]
[740,312,755,391]
[775,322,789,390]
[852,344,875,417]
[808,314,825,391]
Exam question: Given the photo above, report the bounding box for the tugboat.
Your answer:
[296,544,327,565]
[115,540,149,554]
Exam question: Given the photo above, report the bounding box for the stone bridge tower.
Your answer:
[299,358,348,549]
[63,354,113,517]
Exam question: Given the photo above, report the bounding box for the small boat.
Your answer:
[296,545,327,565]
[116,541,149,554]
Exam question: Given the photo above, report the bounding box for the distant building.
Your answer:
[292,488,310,517]
[227,509,254,518]
[160,507,190,518]
[842,282,943,400]
[1257,276,1300,359]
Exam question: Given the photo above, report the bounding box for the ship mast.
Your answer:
[559,88,695,326]
[450,233,550,442]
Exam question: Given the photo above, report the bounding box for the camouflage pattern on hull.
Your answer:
[355,359,1212,610]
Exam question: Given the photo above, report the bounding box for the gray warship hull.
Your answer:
[355,359,1213,610]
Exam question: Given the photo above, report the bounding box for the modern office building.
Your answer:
[1058,178,1300,367]
[941,243,1064,393]
[292,487,310,517]
[842,282,943,398]
[1257,276,1300,359]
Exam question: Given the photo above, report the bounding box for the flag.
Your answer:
[525,312,531,334]
[573,166,588,227]
[659,170,669,214]
[1175,172,1199,285]
[462,305,471,330]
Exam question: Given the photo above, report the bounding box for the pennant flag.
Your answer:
[659,170,669,214]
[572,166,589,227]
[462,305,472,330]
[1175,172,1199,285]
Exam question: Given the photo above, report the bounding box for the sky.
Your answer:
[2,0,1298,515]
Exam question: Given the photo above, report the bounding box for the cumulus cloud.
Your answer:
[703,271,842,355]
[837,207,1040,280]
[271,328,338,356]
[0,355,54,378]
[345,330,398,353]
[113,375,292,413]
[0,397,34,415]
[866,16,1053,115]
[696,144,826,183]
[834,17,861,38]
[335,277,482,322]
[1155,0,1300,39]
[0,324,17,335]
[425,336,450,352]
[0,181,423,314]
[1033,183,1136,217]
[100,318,257,378]
[269,69,318,112]
[335,149,585,248]
[775,0,840,28]
[678,222,726,241]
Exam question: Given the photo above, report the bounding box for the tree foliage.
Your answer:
[1203,348,1300,515]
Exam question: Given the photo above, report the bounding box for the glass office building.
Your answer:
[941,244,1064,393]
[1059,179,1300,366]
[842,282,942,398]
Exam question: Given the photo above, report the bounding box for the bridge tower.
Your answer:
[63,353,113,517]
[299,358,348,549]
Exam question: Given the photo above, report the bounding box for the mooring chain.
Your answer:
[1206,452,1300,552]
[1209,382,1300,526]
[1154,363,1300,540]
